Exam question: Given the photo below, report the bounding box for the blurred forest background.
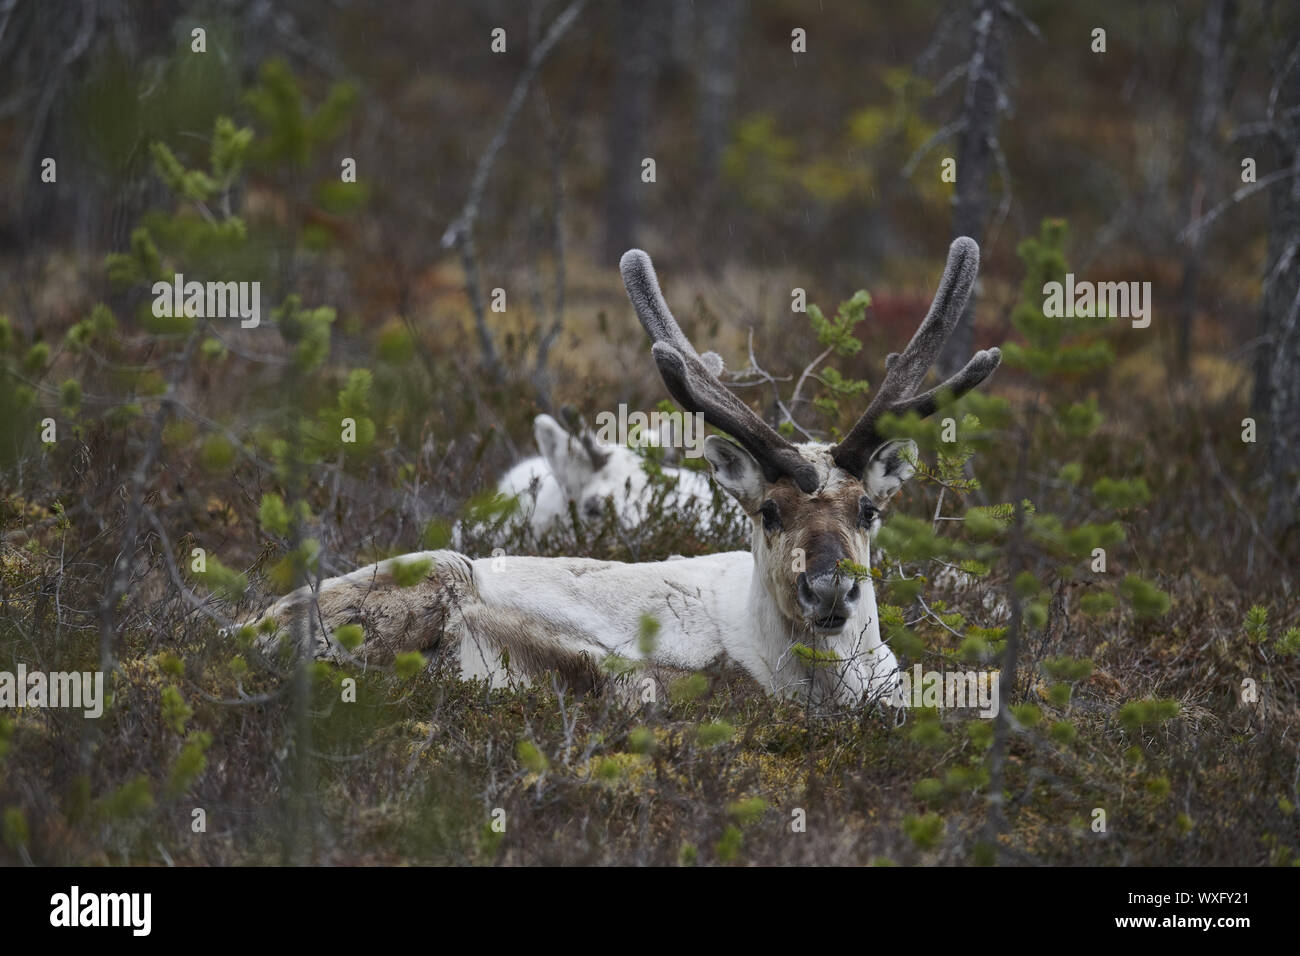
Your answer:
[0,0,1298,866]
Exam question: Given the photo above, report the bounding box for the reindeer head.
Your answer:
[621,238,1001,636]
[532,412,673,527]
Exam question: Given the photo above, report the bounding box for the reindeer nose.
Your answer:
[796,572,860,629]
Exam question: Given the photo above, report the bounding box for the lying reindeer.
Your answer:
[244,238,1000,708]
[482,411,732,540]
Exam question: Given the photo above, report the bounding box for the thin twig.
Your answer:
[440,0,590,380]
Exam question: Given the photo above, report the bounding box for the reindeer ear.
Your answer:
[703,435,767,511]
[863,439,918,502]
[534,414,595,499]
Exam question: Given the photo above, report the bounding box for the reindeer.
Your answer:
[486,411,731,540]
[244,238,1001,708]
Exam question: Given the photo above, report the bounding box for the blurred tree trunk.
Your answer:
[1176,0,1235,372]
[1260,31,1300,542]
[666,0,695,72]
[940,0,1009,376]
[604,0,660,263]
[694,0,745,271]
[696,0,744,192]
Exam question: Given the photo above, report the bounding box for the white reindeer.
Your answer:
[490,412,728,538]
[246,239,1001,708]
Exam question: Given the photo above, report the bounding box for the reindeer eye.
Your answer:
[759,499,781,532]
[858,497,879,529]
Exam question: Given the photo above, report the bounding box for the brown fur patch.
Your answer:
[246,553,474,667]
[764,477,863,576]
[458,605,606,694]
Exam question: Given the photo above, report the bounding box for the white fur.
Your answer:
[458,414,737,548]
[463,548,897,705]
[255,441,904,710]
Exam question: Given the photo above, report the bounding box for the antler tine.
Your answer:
[831,237,1002,477]
[620,250,820,494]
[620,250,697,359]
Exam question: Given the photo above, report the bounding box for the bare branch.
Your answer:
[440,0,590,379]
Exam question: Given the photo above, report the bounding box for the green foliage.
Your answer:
[963,503,1016,538]
[876,513,964,563]
[1003,220,1115,373]
[390,556,433,587]
[421,519,453,550]
[22,342,49,375]
[393,652,425,679]
[1119,574,1171,619]
[161,686,194,734]
[797,290,877,429]
[1118,698,1180,732]
[244,59,358,168]
[1010,703,1042,727]
[2,807,28,849]
[722,114,798,211]
[58,379,81,412]
[728,797,767,826]
[902,812,944,850]
[913,777,944,803]
[1079,591,1117,616]
[210,116,254,185]
[627,728,656,755]
[274,297,337,373]
[150,141,218,202]
[671,674,708,703]
[266,538,320,593]
[97,776,155,821]
[601,654,637,678]
[191,554,247,602]
[1042,656,1094,682]
[809,290,871,357]
[105,228,162,289]
[696,721,734,747]
[516,740,548,773]
[791,643,843,666]
[1145,776,1172,800]
[966,720,993,750]
[156,651,185,680]
[259,493,291,537]
[334,624,364,652]
[1092,477,1151,511]
[376,323,415,364]
[1059,398,1103,438]
[638,614,660,655]
[166,732,213,798]
[714,824,744,862]
[908,709,947,748]
[1244,605,1269,644]
[1049,720,1078,745]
